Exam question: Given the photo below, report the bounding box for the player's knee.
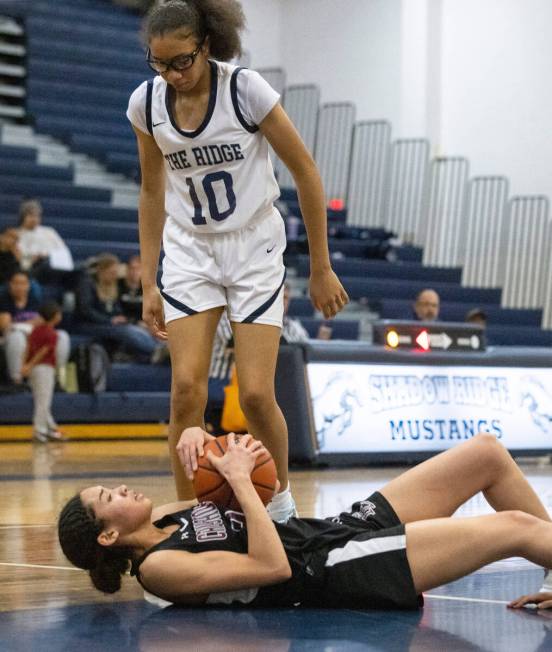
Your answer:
[171,376,207,414]
[239,386,274,417]
[500,510,539,530]
[473,432,507,469]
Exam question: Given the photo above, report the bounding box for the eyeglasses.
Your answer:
[146,41,204,74]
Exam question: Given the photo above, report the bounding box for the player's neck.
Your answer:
[133,523,176,556]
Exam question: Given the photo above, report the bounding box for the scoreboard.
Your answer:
[372,320,485,353]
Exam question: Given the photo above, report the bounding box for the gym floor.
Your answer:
[1,440,551,652]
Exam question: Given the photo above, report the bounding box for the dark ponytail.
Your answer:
[144,0,246,61]
[58,495,132,594]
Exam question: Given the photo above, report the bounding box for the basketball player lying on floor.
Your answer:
[58,430,552,610]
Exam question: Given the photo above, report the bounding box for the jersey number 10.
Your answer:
[186,171,236,224]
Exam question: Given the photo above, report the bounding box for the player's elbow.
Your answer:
[273,560,292,582]
[282,562,293,580]
[257,558,292,584]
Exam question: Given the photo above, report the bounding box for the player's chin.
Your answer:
[136,493,152,507]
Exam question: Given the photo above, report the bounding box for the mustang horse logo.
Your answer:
[312,372,362,448]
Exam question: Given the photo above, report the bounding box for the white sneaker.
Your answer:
[33,431,49,443]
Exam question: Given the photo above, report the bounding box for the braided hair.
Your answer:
[58,495,132,594]
[144,0,246,61]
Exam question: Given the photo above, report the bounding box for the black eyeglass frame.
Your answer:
[146,40,205,74]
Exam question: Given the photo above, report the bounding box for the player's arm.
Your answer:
[140,546,291,604]
[133,125,167,338]
[143,435,291,602]
[260,105,349,319]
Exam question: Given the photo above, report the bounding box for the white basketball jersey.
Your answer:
[127,61,281,233]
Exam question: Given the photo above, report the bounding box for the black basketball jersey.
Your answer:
[130,500,375,608]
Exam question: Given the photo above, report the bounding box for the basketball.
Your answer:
[192,434,278,510]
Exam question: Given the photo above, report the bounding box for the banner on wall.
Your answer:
[307,363,552,453]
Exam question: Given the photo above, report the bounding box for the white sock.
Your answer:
[541,569,552,592]
[143,590,172,607]
[267,483,297,523]
[270,483,291,506]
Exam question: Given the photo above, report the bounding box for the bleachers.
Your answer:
[339,277,501,305]
[379,299,542,327]
[10,1,148,179]
[299,318,360,341]
[65,238,140,261]
[0,174,111,202]
[2,0,552,435]
[0,193,137,223]
[293,255,462,284]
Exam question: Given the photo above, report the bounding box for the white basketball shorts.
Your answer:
[160,207,286,327]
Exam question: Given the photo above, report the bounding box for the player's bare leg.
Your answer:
[405,510,552,593]
[379,434,551,523]
[167,306,224,500]
[232,321,294,520]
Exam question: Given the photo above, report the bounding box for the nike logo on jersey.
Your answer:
[178,516,190,539]
[266,245,276,253]
[153,121,166,127]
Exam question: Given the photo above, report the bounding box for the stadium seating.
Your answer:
[299,318,360,341]
[2,0,552,437]
[379,298,542,327]
[293,255,462,284]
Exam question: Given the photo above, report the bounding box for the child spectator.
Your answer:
[20,301,66,442]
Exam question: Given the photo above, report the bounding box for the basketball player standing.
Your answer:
[127,0,348,520]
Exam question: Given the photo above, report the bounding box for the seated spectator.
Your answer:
[17,199,75,284]
[0,226,22,285]
[21,301,67,442]
[465,308,487,328]
[118,255,143,324]
[0,271,69,384]
[76,253,164,363]
[413,288,440,322]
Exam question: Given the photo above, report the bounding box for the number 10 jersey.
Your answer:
[126,60,281,234]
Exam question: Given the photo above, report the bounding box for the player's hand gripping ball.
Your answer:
[192,434,278,510]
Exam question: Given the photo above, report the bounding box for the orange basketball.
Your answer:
[192,434,278,510]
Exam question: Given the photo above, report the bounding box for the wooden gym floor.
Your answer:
[1,439,552,651]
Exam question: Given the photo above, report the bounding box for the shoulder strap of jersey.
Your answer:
[230,67,259,134]
[145,79,154,136]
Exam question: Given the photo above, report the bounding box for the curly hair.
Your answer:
[144,0,246,61]
[58,494,132,594]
